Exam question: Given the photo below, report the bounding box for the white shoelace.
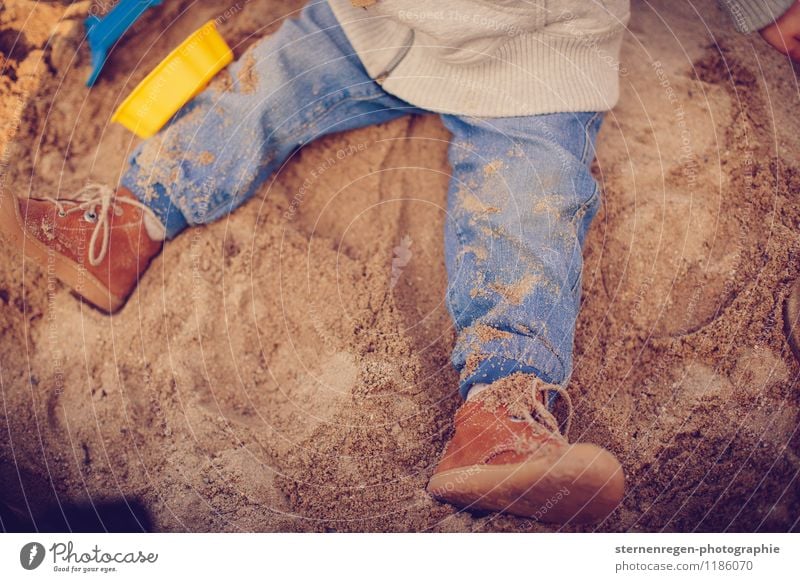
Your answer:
[31,184,160,267]
[522,381,574,439]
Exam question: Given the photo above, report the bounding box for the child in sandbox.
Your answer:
[3,0,799,523]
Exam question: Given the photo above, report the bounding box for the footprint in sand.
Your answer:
[602,191,746,338]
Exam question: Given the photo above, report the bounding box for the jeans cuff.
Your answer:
[455,338,568,399]
[121,167,189,240]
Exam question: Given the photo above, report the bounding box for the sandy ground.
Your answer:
[1,0,799,532]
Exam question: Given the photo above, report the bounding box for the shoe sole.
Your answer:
[427,444,625,524]
[0,190,124,313]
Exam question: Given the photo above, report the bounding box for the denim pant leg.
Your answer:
[121,0,418,238]
[441,112,604,399]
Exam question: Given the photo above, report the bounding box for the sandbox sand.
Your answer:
[1,0,799,532]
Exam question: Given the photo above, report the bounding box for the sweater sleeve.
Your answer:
[718,0,795,33]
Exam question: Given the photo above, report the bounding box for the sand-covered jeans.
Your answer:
[122,0,604,399]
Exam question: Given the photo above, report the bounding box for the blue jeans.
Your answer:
[122,0,603,399]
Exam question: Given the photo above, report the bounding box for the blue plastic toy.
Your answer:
[85,0,163,87]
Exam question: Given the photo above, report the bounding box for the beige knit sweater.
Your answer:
[331,0,795,117]
[330,0,630,116]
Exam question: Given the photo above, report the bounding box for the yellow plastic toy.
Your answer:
[112,21,233,138]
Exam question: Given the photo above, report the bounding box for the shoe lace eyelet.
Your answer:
[83,209,98,223]
[57,210,66,217]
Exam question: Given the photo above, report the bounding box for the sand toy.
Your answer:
[85,0,163,87]
[111,20,233,138]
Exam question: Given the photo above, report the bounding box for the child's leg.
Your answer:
[427,113,623,523]
[122,0,419,238]
[1,1,418,312]
[440,112,604,398]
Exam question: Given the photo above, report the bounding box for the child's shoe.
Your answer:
[0,185,164,313]
[427,384,624,524]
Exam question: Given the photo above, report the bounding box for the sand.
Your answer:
[1,0,799,532]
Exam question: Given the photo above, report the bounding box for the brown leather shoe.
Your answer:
[0,184,163,313]
[428,390,624,524]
